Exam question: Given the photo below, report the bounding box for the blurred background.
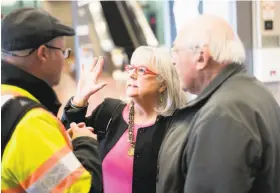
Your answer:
[1,0,280,117]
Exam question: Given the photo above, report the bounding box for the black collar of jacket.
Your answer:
[1,60,61,115]
[182,63,245,109]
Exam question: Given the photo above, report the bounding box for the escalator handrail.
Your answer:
[125,1,158,46]
[116,1,140,48]
[120,2,147,46]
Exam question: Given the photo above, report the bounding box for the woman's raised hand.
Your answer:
[72,57,107,107]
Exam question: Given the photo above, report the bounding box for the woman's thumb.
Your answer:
[97,82,107,90]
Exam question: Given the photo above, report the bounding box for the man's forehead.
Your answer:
[173,38,179,47]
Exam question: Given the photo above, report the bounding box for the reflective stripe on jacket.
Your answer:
[1,84,92,193]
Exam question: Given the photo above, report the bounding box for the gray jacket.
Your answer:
[157,63,280,193]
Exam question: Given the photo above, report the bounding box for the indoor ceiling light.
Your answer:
[1,0,17,6]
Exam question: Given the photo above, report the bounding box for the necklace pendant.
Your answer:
[128,146,135,156]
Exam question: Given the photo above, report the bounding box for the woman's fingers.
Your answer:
[81,63,85,72]
[77,122,86,128]
[82,56,104,74]
[94,57,104,77]
[89,57,98,72]
[87,127,94,132]
[87,82,107,96]
[95,82,107,92]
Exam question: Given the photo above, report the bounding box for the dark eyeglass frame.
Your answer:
[45,44,71,59]
[124,65,158,76]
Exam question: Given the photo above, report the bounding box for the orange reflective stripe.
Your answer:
[51,166,85,193]
[1,90,21,97]
[1,185,25,193]
[25,152,82,192]
[20,146,71,190]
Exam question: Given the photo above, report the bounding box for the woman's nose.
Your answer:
[128,70,137,79]
[171,56,177,65]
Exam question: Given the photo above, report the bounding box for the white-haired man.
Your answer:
[156,15,280,193]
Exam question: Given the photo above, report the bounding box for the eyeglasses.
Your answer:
[124,65,158,76]
[170,47,185,59]
[45,45,71,59]
[171,46,201,58]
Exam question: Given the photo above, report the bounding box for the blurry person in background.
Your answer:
[1,8,102,193]
[156,14,280,193]
[62,46,187,193]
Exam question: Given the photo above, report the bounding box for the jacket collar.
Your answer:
[181,63,246,109]
[1,60,61,115]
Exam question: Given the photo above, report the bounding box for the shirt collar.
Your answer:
[181,63,246,109]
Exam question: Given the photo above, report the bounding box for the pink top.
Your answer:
[102,104,154,193]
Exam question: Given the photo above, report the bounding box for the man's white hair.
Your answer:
[130,46,187,116]
[179,18,246,65]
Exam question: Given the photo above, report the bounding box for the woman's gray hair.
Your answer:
[130,46,187,116]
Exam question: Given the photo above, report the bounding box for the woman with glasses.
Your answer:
[62,46,187,193]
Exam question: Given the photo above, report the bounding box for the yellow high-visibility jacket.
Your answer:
[1,84,95,193]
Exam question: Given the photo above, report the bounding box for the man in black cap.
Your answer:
[1,8,102,193]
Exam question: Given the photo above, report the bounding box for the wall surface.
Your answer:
[235,1,279,104]
[236,1,254,74]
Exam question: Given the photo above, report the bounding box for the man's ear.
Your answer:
[37,45,48,63]
[195,46,211,71]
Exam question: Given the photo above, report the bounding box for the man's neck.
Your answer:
[195,64,223,95]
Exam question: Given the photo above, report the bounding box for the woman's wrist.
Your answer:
[71,96,88,108]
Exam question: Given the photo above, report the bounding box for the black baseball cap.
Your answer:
[1,8,75,52]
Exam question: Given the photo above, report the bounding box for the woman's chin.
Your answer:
[126,91,138,98]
